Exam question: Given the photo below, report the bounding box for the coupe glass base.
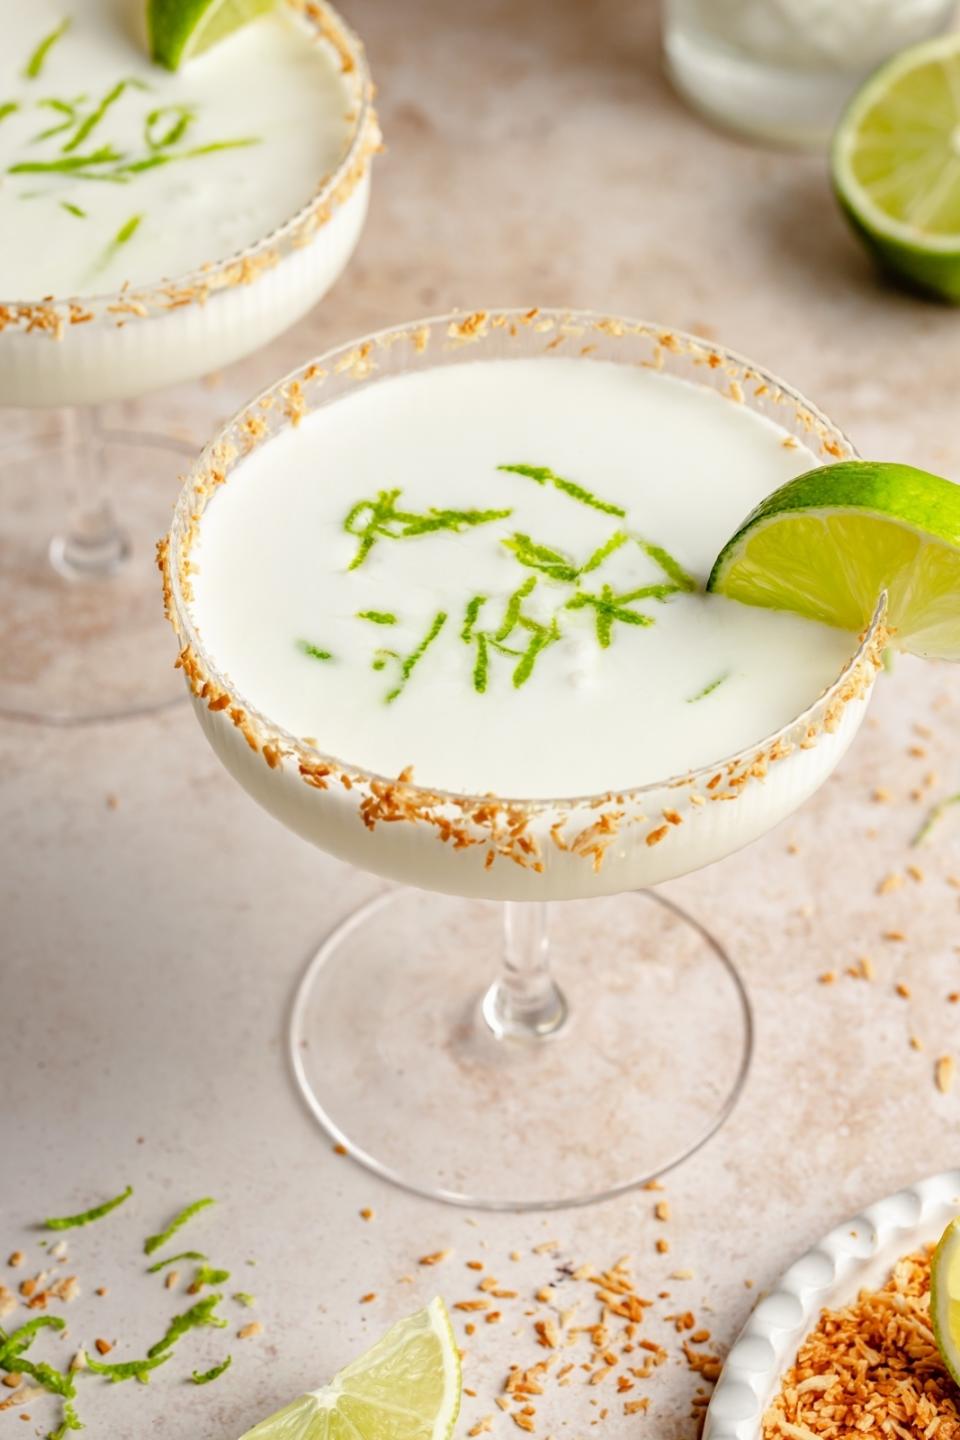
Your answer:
[289,887,753,1210]
[0,421,192,725]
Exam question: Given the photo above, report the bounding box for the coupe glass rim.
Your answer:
[167,305,884,813]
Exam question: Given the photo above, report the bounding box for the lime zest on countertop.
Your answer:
[144,1196,215,1254]
[45,1184,133,1230]
[147,1292,228,1357]
[192,1354,233,1384]
[146,1249,208,1273]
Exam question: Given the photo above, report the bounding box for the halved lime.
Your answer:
[707,460,960,659]
[147,0,274,70]
[932,1216,960,1386]
[238,1298,461,1440]
[832,34,960,302]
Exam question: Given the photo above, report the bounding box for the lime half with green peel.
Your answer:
[707,460,960,659]
[931,1216,960,1386]
[832,34,960,303]
[148,0,274,70]
[238,1298,461,1440]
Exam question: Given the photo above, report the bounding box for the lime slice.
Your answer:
[147,0,274,70]
[707,460,960,659]
[932,1216,960,1386]
[238,1298,461,1440]
[832,34,960,303]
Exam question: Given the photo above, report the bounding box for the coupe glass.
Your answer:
[163,309,886,1209]
[0,0,377,725]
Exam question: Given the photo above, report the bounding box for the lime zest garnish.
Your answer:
[912,791,960,847]
[146,1250,207,1274]
[566,586,655,648]
[47,1399,83,1438]
[233,1292,256,1307]
[144,1196,215,1256]
[9,145,124,174]
[461,595,486,644]
[113,213,143,246]
[2,1356,75,1398]
[581,529,629,575]
[512,617,560,688]
[189,1264,231,1291]
[192,1355,233,1384]
[687,672,730,703]
[385,611,447,704]
[60,200,86,217]
[637,539,696,592]
[116,136,259,175]
[45,1184,133,1231]
[0,102,19,124]
[145,103,195,150]
[498,463,626,518]
[0,1315,66,1359]
[83,1349,171,1384]
[502,532,580,584]
[356,611,397,625]
[63,79,147,154]
[147,1293,228,1358]
[494,576,537,643]
[299,640,333,662]
[343,489,512,570]
[23,19,71,81]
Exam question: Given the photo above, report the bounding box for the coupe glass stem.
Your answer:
[49,407,131,580]
[481,901,568,1040]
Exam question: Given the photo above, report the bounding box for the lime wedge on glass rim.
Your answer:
[238,1298,461,1440]
[707,460,960,659]
[832,33,960,303]
[931,1216,960,1387]
[147,0,274,69]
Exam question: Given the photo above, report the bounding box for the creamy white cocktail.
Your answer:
[0,0,377,405]
[164,310,884,1207]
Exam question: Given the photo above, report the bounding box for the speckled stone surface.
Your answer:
[4,1,960,1436]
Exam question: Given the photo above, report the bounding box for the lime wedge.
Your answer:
[832,34,960,302]
[147,0,274,70]
[707,460,960,659]
[238,1298,461,1440]
[932,1216,960,1386]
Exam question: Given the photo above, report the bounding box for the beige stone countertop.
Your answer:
[3,0,960,1436]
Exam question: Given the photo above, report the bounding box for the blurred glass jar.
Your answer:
[663,0,957,148]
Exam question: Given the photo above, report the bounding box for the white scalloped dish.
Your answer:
[706,1169,960,1440]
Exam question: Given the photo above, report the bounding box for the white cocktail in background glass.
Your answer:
[0,0,378,723]
[162,309,885,1209]
[663,0,958,147]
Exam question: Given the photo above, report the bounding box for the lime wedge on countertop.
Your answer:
[832,33,960,302]
[932,1216,960,1386]
[707,460,960,658]
[238,1298,461,1440]
[147,0,274,70]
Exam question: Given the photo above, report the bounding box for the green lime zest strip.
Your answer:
[147,1294,228,1358]
[63,79,147,154]
[113,213,143,246]
[146,104,195,150]
[45,1184,132,1230]
[385,612,447,704]
[190,1264,230,1290]
[356,611,397,625]
[147,1250,207,1274]
[638,539,696,592]
[144,1197,215,1256]
[233,1292,255,1307]
[472,633,490,693]
[513,618,560,688]
[498,463,626,518]
[687,672,730,703]
[23,19,71,80]
[116,136,260,175]
[912,791,960,847]
[299,640,333,662]
[33,96,82,142]
[461,595,486,643]
[0,1315,66,1362]
[502,533,580,584]
[60,200,86,217]
[192,1355,233,1385]
[567,586,654,648]
[4,1357,75,1399]
[9,145,124,174]
[83,1350,171,1384]
[0,102,19,124]
[494,576,537,642]
[344,488,512,570]
[616,582,681,604]
[581,529,629,574]
[47,1398,83,1437]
